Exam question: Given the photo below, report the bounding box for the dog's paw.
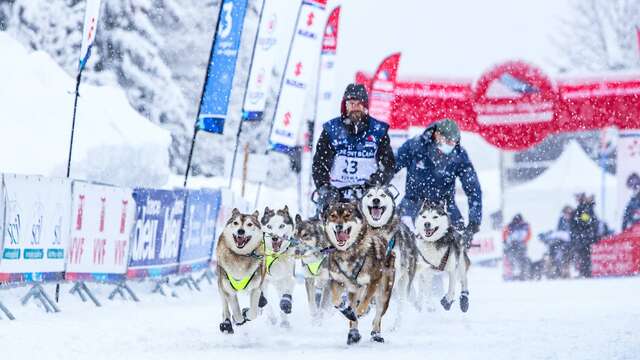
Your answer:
[440,296,453,311]
[370,331,384,343]
[347,329,361,345]
[336,305,357,321]
[280,294,292,314]
[259,292,268,308]
[219,319,234,334]
[460,291,469,313]
[235,308,251,326]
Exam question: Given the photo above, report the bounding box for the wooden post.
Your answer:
[241,143,249,198]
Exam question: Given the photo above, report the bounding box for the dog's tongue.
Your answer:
[337,231,349,243]
[371,207,383,219]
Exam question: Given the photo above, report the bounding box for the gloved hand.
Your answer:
[364,173,384,189]
[462,222,480,249]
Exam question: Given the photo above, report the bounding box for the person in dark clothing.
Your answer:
[502,214,531,280]
[395,118,482,247]
[622,173,640,231]
[312,83,395,213]
[543,206,573,278]
[570,194,600,278]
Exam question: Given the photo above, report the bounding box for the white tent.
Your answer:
[504,141,618,237]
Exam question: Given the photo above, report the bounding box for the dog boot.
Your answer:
[440,296,453,311]
[347,329,361,345]
[280,294,292,314]
[219,319,234,334]
[370,331,384,343]
[235,308,251,326]
[259,292,268,308]
[460,291,469,313]
[336,303,357,321]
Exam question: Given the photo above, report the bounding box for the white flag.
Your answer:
[78,0,102,72]
[269,0,327,151]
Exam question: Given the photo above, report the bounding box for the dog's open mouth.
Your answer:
[271,236,283,252]
[233,234,251,248]
[334,227,352,247]
[424,226,439,238]
[368,206,387,221]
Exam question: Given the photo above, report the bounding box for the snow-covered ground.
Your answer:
[1,267,638,359]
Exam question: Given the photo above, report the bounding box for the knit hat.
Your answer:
[340,83,369,118]
[435,118,461,142]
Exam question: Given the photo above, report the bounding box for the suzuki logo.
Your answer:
[283,112,291,127]
[294,62,303,77]
[306,11,315,26]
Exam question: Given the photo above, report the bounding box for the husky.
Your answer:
[413,201,471,313]
[261,206,296,327]
[360,185,417,295]
[324,202,395,345]
[360,185,418,324]
[216,208,265,334]
[293,215,332,322]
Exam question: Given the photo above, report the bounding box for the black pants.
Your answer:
[572,245,592,278]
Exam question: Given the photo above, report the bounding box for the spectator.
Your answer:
[570,194,599,278]
[622,173,640,231]
[503,214,531,280]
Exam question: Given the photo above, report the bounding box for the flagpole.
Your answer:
[66,71,83,177]
[254,0,304,208]
[228,0,268,189]
[184,1,227,188]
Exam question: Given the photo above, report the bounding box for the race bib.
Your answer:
[330,155,377,188]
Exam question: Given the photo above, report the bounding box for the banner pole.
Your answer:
[255,0,304,206]
[66,71,83,178]
[184,1,227,188]
[228,0,268,189]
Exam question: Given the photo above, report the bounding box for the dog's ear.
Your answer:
[252,210,260,220]
[232,208,240,217]
[295,214,303,226]
[283,205,289,214]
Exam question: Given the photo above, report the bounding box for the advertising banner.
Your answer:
[0,174,71,283]
[78,0,102,72]
[127,189,185,279]
[177,189,221,273]
[65,181,135,282]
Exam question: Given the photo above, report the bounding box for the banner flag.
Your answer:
[312,6,341,151]
[368,53,401,123]
[242,0,290,121]
[197,0,249,134]
[269,0,327,152]
[78,0,102,72]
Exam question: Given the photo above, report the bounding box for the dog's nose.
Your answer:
[372,198,380,206]
[237,228,245,236]
[335,224,343,232]
[424,222,431,230]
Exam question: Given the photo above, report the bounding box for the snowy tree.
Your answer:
[553,0,640,72]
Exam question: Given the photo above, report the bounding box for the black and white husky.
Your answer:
[413,201,471,313]
[261,206,296,327]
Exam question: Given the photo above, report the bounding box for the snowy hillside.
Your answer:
[0,32,171,187]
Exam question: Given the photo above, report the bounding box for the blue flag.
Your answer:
[197,0,249,134]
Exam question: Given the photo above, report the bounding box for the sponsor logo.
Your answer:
[218,2,234,39]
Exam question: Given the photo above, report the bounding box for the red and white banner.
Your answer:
[269,0,327,150]
[368,53,401,123]
[242,0,290,121]
[312,6,341,150]
[78,0,101,72]
[467,230,504,264]
[592,225,640,277]
[65,182,135,281]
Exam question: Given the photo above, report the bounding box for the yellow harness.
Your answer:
[305,256,326,276]
[226,270,257,291]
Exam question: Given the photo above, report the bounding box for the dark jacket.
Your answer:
[622,193,640,231]
[570,202,600,247]
[395,129,482,229]
[557,216,572,232]
[312,116,395,189]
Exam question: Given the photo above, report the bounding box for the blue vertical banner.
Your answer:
[197,0,249,134]
[127,189,186,279]
[177,189,222,274]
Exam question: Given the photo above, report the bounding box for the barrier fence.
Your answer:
[0,173,252,319]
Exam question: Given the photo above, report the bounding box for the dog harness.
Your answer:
[333,255,367,286]
[416,245,452,272]
[304,256,326,276]
[226,270,257,291]
[264,240,291,275]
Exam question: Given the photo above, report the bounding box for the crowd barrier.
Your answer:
[0,173,252,319]
[592,225,640,277]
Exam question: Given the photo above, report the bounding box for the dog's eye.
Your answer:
[233,221,239,226]
[247,223,253,227]
[380,193,387,198]
[432,216,438,219]
[279,224,285,229]
[367,194,373,198]
[267,224,272,229]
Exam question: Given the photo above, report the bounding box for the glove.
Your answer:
[467,222,480,234]
[462,223,480,249]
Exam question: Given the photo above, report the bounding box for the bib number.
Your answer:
[342,159,358,175]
